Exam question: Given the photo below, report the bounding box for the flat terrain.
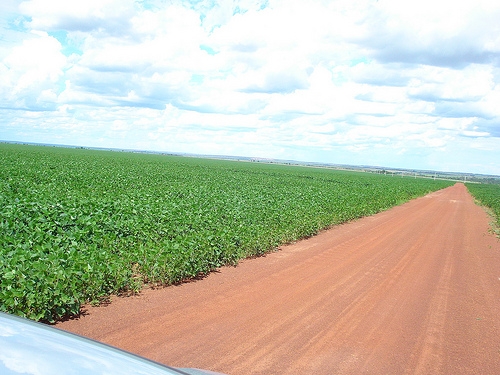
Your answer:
[59,183,500,375]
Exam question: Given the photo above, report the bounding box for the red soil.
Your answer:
[59,183,500,374]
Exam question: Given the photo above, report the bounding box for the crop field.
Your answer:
[1,144,453,322]
[466,182,500,233]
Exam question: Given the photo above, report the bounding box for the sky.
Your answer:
[1,0,500,175]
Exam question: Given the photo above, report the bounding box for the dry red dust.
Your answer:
[59,183,500,375]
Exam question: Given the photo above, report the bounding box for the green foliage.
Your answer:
[466,183,500,234]
[0,144,453,321]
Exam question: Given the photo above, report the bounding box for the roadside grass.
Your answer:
[466,182,500,236]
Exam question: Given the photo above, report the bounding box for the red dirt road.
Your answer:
[59,183,500,374]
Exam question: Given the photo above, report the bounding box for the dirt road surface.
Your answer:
[59,183,500,374]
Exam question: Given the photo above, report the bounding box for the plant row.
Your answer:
[0,144,453,322]
[466,182,500,234]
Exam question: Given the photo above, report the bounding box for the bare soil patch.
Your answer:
[59,183,500,375]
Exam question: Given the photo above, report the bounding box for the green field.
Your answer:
[0,144,453,322]
[466,182,500,234]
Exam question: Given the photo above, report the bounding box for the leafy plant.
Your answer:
[467,182,500,235]
[0,143,453,322]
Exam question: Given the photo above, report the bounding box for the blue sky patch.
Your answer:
[48,30,83,56]
[200,44,217,55]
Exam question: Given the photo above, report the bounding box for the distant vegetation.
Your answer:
[0,144,453,322]
[467,183,500,235]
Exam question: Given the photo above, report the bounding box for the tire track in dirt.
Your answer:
[59,183,500,375]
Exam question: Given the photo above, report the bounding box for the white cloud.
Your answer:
[0,30,66,109]
[358,0,500,67]
[19,0,136,33]
[408,64,494,102]
[0,0,499,174]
